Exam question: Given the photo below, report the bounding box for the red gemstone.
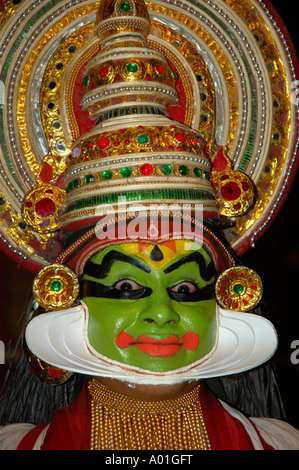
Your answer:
[48,367,63,379]
[176,132,186,143]
[140,163,153,175]
[221,182,241,201]
[99,66,109,78]
[35,198,56,217]
[98,137,110,149]
[156,64,165,74]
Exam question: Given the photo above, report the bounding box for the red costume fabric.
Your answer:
[16,381,273,450]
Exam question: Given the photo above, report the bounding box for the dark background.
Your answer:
[0,0,298,428]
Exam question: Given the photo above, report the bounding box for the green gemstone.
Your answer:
[233,283,244,294]
[120,1,130,12]
[161,164,172,175]
[102,170,113,180]
[203,170,210,180]
[83,75,89,87]
[127,63,138,73]
[73,179,80,188]
[85,174,96,184]
[66,181,74,193]
[193,167,202,177]
[137,134,149,144]
[173,72,178,80]
[50,280,62,292]
[178,165,188,176]
[120,167,132,178]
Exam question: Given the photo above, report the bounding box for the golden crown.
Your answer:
[21,0,256,236]
[1,0,297,271]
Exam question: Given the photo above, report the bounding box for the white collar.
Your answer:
[25,302,277,385]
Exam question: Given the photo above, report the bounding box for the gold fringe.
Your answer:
[88,379,211,450]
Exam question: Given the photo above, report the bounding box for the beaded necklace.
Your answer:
[88,379,211,450]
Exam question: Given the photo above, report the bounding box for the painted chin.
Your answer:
[115,331,199,358]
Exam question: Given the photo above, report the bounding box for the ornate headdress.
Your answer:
[0,0,298,383]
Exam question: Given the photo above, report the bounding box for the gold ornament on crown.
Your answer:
[21,183,66,235]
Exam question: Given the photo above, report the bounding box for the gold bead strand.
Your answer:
[121,409,132,449]
[181,408,188,449]
[176,409,184,450]
[154,412,163,450]
[132,411,143,450]
[90,399,96,450]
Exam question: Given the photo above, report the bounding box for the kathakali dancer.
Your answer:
[0,0,298,450]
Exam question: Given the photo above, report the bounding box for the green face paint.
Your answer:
[81,242,217,372]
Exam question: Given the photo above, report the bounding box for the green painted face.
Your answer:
[81,241,217,372]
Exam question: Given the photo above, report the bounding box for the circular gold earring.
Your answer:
[24,340,73,385]
[215,266,263,312]
[33,263,79,311]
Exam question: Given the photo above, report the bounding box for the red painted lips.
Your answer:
[115,331,199,357]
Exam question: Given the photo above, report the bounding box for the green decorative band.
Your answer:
[65,189,215,214]
[65,164,211,193]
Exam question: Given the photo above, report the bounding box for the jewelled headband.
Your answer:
[56,215,235,276]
